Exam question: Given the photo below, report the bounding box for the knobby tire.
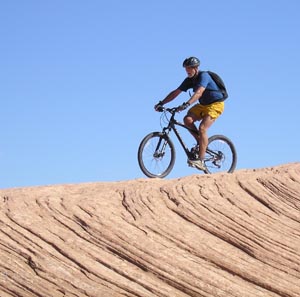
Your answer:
[138,132,176,178]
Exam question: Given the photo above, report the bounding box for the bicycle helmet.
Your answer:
[182,56,200,67]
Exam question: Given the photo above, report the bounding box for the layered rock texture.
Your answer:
[0,163,299,297]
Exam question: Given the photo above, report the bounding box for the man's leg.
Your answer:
[187,102,224,170]
[198,115,215,160]
[188,115,215,171]
[184,112,200,143]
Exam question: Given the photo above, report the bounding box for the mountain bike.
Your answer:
[138,106,237,178]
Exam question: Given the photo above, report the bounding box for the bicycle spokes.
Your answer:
[138,132,176,178]
[204,136,237,174]
[153,138,168,158]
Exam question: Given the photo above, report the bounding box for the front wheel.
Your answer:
[138,132,176,178]
[204,135,237,174]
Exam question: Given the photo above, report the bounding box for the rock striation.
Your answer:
[0,163,299,297]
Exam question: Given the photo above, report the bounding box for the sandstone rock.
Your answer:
[0,163,299,296]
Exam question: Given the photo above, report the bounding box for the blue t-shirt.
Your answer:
[178,71,224,105]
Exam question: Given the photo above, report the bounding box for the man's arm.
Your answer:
[155,88,182,111]
[185,86,205,105]
[161,88,182,105]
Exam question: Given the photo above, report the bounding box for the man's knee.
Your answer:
[199,124,208,135]
[184,115,194,126]
[199,115,215,135]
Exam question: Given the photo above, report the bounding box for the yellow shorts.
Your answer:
[188,101,224,120]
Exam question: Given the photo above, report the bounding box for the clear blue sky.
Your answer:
[1,1,299,188]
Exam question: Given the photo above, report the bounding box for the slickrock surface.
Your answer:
[0,163,299,297]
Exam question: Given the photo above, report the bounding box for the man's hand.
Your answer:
[178,102,190,111]
[154,101,164,112]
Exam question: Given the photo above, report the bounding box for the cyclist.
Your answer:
[154,56,226,171]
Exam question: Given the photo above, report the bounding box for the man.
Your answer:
[154,56,226,171]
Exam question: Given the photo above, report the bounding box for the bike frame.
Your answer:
[160,108,217,161]
[161,108,198,159]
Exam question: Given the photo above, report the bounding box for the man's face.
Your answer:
[185,66,198,78]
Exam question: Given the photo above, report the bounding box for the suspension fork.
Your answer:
[153,129,171,157]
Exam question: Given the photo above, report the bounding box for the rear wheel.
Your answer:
[138,132,175,178]
[204,135,237,174]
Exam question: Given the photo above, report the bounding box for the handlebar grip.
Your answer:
[157,106,165,112]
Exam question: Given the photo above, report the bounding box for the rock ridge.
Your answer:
[0,163,299,296]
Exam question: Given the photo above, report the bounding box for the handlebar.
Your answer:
[157,106,181,113]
